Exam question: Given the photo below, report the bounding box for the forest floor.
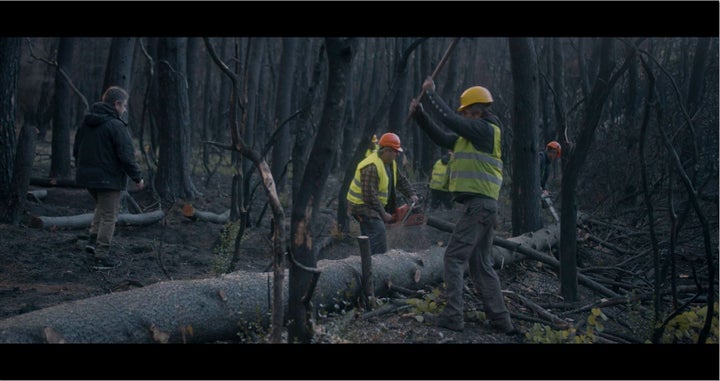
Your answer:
[0,141,717,370]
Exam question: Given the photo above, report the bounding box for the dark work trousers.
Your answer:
[440,196,512,327]
[430,189,453,210]
[353,215,387,255]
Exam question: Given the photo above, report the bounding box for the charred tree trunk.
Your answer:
[559,38,631,301]
[49,37,75,179]
[0,37,22,225]
[103,37,135,91]
[509,37,543,235]
[289,37,354,343]
[685,37,711,116]
[270,37,298,196]
[154,37,199,201]
[204,37,287,343]
[242,38,264,214]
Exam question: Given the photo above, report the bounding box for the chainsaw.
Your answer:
[388,199,426,227]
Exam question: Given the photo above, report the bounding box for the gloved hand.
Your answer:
[409,98,423,116]
[422,76,436,92]
[382,211,394,223]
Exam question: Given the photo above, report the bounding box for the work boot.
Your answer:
[92,255,120,269]
[490,318,521,336]
[423,313,464,332]
[91,244,119,269]
[85,234,97,255]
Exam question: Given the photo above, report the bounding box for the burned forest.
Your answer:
[0,5,718,379]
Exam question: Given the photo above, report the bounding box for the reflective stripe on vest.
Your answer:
[346,153,397,206]
[429,160,449,191]
[448,124,503,199]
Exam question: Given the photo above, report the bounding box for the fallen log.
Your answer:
[30,210,165,230]
[427,215,619,298]
[30,177,82,188]
[182,204,230,224]
[26,189,47,202]
[427,215,562,268]
[0,247,445,343]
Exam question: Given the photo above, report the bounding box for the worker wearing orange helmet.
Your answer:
[540,141,561,196]
[347,132,419,255]
[409,78,517,336]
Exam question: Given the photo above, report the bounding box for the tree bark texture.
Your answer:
[8,117,38,225]
[154,37,199,200]
[509,37,543,235]
[0,37,21,224]
[270,37,298,195]
[103,38,135,92]
[49,37,75,179]
[559,38,630,301]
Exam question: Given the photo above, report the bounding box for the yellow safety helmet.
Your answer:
[371,134,378,144]
[457,86,493,111]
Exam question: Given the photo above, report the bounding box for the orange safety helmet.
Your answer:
[457,86,493,111]
[546,141,562,157]
[378,132,403,152]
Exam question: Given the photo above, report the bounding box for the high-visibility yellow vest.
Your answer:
[347,153,397,206]
[429,159,449,191]
[448,123,503,200]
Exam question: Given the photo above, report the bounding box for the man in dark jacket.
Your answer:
[409,78,518,335]
[73,86,144,268]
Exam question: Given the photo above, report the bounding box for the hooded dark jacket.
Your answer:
[73,102,142,190]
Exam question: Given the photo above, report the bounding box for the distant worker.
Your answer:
[428,151,453,210]
[540,141,561,196]
[347,132,419,255]
[364,134,379,158]
[409,78,518,335]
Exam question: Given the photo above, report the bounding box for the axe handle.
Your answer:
[417,37,460,101]
[405,37,460,123]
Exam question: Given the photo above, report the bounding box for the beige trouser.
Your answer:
[88,189,121,258]
[441,196,511,326]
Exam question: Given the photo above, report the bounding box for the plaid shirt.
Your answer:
[348,161,416,220]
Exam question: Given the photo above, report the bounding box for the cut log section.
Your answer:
[30,210,165,230]
[182,204,230,224]
[26,189,48,202]
[0,247,445,343]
